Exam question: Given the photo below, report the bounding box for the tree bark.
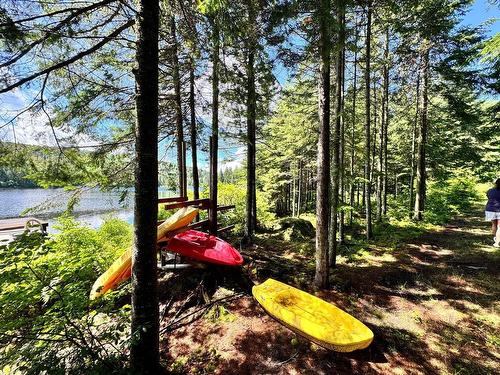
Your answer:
[245,0,257,240]
[413,45,429,221]
[409,63,420,216]
[292,167,297,217]
[170,15,186,197]
[209,18,219,234]
[377,72,383,222]
[130,0,159,373]
[364,0,373,239]
[315,0,331,288]
[349,18,358,226]
[329,0,345,266]
[382,28,389,216]
[189,58,200,201]
[339,29,346,244]
[297,160,302,216]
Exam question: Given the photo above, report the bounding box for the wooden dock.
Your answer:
[0,217,48,245]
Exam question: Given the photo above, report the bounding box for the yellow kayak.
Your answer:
[252,278,373,352]
[90,206,199,300]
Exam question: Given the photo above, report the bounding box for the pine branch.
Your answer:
[0,0,119,68]
[0,19,135,94]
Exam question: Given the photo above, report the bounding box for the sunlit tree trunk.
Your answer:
[413,44,429,221]
[339,37,346,244]
[315,0,331,288]
[170,15,185,197]
[297,160,302,216]
[409,65,420,216]
[382,28,389,216]
[189,58,199,201]
[130,0,159,373]
[209,18,219,234]
[330,0,345,266]
[376,71,383,222]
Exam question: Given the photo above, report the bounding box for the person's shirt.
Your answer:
[486,188,500,212]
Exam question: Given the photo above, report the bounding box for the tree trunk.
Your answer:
[372,76,377,186]
[209,18,219,234]
[130,0,159,373]
[329,0,344,266]
[189,58,199,201]
[170,15,185,197]
[315,0,331,288]
[364,0,373,239]
[339,35,346,244]
[377,72,383,222]
[413,45,429,221]
[292,167,297,217]
[245,0,257,239]
[409,64,420,215]
[382,28,389,216]
[349,19,358,226]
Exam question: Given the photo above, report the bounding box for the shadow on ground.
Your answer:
[160,211,499,374]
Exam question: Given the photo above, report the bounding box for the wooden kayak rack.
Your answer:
[158,196,235,236]
[157,196,235,267]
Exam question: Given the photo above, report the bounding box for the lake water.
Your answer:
[0,188,175,232]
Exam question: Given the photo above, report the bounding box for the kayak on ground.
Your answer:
[252,278,374,352]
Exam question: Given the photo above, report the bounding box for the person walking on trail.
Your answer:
[485,178,500,247]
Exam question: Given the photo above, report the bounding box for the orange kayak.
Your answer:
[90,206,198,300]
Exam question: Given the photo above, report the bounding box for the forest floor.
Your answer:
[158,209,499,375]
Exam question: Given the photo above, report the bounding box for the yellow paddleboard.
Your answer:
[90,206,199,300]
[252,278,373,352]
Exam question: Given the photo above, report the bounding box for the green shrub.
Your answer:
[0,217,132,374]
[276,217,315,241]
[201,182,275,234]
[385,170,481,224]
[425,170,481,223]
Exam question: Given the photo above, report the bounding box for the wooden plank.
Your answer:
[217,204,235,211]
[158,196,188,204]
[164,198,210,210]
[189,220,209,229]
[218,224,235,233]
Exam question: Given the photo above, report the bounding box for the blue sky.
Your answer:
[461,0,499,36]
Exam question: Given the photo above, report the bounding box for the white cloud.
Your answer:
[219,145,245,171]
[0,90,99,148]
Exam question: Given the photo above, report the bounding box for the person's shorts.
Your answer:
[485,211,500,221]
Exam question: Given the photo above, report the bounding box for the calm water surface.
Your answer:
[0,188,175,232]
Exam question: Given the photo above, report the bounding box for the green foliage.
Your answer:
[425,171,481,223]
[257,78,318,215]
[0,142,133,189]
[204,304,236,323]
[169,347,220,374]
[386,170,482,224]
[0,217,133,374]
[275,217,315,241]
[480,32,500,63]
[202,181,275,234]
[197,0,228,15]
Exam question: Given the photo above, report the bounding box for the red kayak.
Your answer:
[166,230,244,266]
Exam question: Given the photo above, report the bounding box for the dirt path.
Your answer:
[162,212,499,374]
